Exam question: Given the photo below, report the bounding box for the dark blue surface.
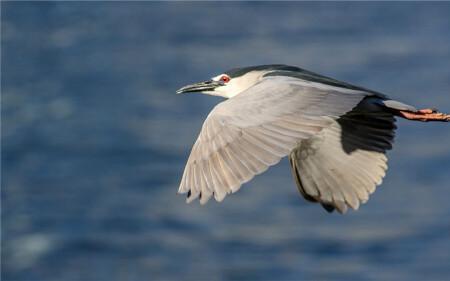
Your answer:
[2,3,450,281]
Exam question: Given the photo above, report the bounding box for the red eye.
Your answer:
[220,75,230,83]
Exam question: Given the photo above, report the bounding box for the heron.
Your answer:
[176,64,449,213]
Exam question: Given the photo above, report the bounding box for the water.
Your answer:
[2,3,450,281]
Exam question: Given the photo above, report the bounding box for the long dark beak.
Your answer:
[176,80,224,94]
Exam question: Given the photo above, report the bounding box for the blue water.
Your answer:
[2,2,450,281]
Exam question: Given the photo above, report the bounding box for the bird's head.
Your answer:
[176,64,298,98]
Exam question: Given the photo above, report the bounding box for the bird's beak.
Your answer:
[176,80,224,94]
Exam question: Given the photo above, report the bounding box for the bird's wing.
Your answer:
[289,103,396,213]
[179,76,372,204]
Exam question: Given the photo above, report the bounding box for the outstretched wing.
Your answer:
[179,76,372,204]
[289,101,396,213]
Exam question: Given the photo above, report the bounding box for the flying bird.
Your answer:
[176,65,449,214]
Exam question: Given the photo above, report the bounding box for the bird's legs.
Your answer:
[397,108,450,122]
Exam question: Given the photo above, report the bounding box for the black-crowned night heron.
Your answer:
[177,64,449,214]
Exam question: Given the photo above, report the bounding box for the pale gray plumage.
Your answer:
[289,99,396,213]
[176,64,448,214]
[179,76,369,205]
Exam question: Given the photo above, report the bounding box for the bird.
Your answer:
[176,64,449,214]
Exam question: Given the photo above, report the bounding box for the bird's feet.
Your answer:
[398,108,450,122]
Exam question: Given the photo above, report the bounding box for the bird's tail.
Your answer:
[376,99,450,122]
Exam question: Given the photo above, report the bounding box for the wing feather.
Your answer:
[289,106,395,213]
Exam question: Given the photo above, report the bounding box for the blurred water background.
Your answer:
[2,2,450,281]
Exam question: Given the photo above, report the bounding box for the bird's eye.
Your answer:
[220,75,230,83]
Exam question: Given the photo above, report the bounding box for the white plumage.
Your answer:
[177,65,449,213]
